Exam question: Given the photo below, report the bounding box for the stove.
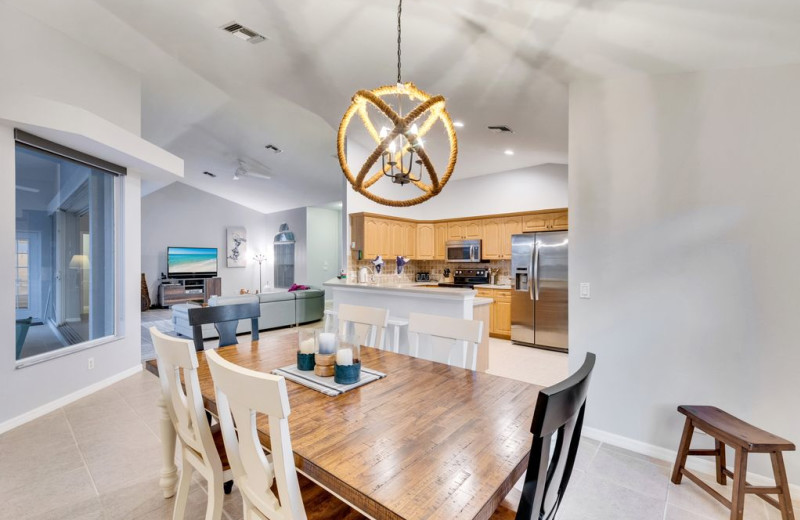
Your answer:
[438,267,490,289]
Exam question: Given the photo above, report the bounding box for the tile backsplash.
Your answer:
[347,256,511,285]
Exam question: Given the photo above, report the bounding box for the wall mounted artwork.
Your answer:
[226,227,247,268]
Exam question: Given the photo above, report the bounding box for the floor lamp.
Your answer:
[253,253,267,293]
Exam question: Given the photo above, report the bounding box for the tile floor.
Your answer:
[2,325,797,519]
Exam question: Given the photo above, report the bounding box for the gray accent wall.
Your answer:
[569,63,800,478]
[141,182,272,298]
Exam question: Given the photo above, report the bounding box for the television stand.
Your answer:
[159,277,221,307]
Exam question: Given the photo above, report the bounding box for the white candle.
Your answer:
[299,338,315,354]
[336,348,353,366]
[318,332,336,354]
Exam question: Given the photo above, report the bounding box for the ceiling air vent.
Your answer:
[265,144,282,154]
[221,21,266,44]
[488,125,513,133]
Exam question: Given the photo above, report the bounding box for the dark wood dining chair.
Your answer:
[492,352,596,520]
[187,302,261,352]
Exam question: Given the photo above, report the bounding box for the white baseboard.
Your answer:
[0,364,143,435]
[583,426,800,496]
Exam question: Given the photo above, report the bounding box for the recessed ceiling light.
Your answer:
[504,150,514,156]
[453,121,464,128]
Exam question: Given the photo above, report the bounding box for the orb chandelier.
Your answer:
[337,0,458,207]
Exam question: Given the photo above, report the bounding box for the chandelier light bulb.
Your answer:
[409,123,419,135]
[379,127,389,139]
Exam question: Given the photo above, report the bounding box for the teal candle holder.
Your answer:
[297,352,316,371]
[334,362,361,385]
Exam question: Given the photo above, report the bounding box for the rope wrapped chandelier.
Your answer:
[337,0,458,207]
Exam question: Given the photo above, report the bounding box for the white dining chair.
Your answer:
[204,350,359,520]
[337,303,389,349]
[407,313,484,371]
[150,328,233,520]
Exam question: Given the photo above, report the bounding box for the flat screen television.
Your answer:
[167,247,218,278]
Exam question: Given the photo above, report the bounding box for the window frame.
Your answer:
[14,131,126,369]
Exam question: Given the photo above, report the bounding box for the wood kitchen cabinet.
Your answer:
[501,217,522,258]
[475,287,512,339]
[351,209,566,262]
[523,210,568,232]
[448,219,481,240]
[482,219,502,259]
[434,223,447,260]
[416,223,435,259]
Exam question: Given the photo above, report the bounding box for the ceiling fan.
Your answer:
[233,159,271,181]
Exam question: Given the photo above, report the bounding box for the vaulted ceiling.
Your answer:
[9,0,800,213]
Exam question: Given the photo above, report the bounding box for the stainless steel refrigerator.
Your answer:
[511,232,568,351]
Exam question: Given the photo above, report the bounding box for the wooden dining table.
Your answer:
[146,331,542,520]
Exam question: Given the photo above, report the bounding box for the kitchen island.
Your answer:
[323,279,492,371]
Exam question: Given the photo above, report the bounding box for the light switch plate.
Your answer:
[579,283,591,299]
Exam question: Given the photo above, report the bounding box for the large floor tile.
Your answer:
[0,465,98,519]
[667,478,768,520]
[588,444,671,500]
[665,504,714,520]
[556,472,666,520]
[26,497,106,520]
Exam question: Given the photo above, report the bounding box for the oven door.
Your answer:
[446,241,481,263]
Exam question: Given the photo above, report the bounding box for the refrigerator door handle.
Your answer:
[533,241,540,301]
[528,244,535,301]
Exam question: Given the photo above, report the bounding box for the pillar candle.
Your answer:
[318,332,336,354]
[299,339,315,354]
[336,348,353,366]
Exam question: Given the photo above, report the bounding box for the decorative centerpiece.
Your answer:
[296,329,316,371]
[315,329,338,377]
[334,340,361,385]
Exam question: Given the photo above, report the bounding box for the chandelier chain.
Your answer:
[397,0,402,84]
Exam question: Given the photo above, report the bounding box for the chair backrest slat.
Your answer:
[205,350,307,520]
[150,327,221,469]
[337,304,389,349]
[515,352,595,520]
[188,301,261,351]
[407,312,483,370]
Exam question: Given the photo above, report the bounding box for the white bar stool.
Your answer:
[386,317,409,354]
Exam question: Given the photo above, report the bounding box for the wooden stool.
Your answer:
[671,405,796,520]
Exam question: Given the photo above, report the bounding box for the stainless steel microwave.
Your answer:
[445,240,482,263]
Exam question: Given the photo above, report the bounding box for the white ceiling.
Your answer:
[9,0,800,213]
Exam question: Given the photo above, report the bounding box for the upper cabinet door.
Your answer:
[523,213,550,232]
[447,221,465,240]
[363,217,379,258]
[404,222,417,258]
[376,219,391,257]
[416,223,434,259]
[501,217,522,258]
[463,220,482,239]
[434,223,448,259]
[550,210,568,230]
[482,219,502,259]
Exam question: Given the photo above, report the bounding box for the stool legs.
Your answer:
[716,440,727,485]
[730,447,749,520]
[672,418,694,485]
[770,451,796,520]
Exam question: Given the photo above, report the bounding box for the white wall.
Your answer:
[141,182,271,297]
[569,64,800,480]
[346,163,568,220]
[0,3,147,429]
[0,3,141,135]
[306,207,342,287]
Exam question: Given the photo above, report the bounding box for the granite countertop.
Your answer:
[473,297,493,306]
[476,284,512,290]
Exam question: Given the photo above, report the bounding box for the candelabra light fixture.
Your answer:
[337,0,458,207]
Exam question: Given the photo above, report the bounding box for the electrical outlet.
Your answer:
[579,283,591,299]
[87,357,95,370]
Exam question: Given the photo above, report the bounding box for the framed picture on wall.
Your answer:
[226,227,247,268]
